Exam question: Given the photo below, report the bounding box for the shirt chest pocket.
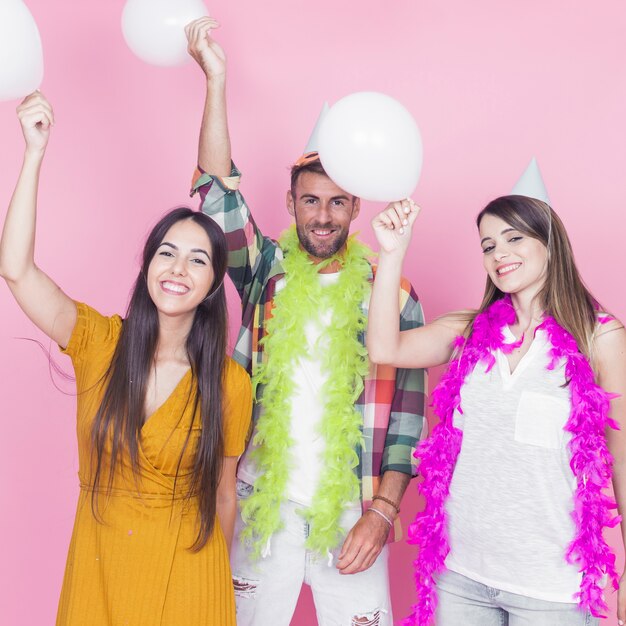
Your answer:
[514,391,571,449]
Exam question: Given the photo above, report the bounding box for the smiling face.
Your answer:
[479,213,549,300]
[146,218,215,319]
[287,171,360,260]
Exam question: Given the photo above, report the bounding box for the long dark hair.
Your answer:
[90,207,228,550]
[473,195,600,360]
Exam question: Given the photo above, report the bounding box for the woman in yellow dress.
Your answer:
[0,91,252,625]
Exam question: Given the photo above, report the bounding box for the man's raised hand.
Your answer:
[185,17,226,80]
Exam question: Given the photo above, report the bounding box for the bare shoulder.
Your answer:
[594,318,626,371]
[596,316,625,335]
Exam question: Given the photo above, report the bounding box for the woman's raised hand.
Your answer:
[1,89,76,349]
[371,199,420,257]
[17,91,54,154]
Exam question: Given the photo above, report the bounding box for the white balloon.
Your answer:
[318,92,423,202]
[122,0,208,67]
[0,0,43,101]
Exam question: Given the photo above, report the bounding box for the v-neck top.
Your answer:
[56,302,252,625]
[444,326,582,602]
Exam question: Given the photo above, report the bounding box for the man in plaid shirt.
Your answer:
[187,18,425,626]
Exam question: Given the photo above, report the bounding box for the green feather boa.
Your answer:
[240,225,373,557]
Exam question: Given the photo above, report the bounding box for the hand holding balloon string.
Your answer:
[371,199,421,258]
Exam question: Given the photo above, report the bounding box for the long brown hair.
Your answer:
[470,195,601,361]
[90,207,228,550]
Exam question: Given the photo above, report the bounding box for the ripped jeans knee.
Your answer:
[351,609,383,626]
[232,574,258,600]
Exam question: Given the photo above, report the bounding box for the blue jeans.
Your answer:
[436,570,598,626]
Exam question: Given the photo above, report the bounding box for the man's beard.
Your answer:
[296,223,349,259]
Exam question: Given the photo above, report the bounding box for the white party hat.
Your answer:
[511,157,551,205]
[303,102,330,154]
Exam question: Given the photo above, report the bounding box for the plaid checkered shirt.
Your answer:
[191,164,426,542]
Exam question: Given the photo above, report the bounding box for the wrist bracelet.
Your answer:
[372,494,400,514]
[367,506,393,528]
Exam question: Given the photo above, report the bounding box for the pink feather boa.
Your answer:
[403,297,621,626]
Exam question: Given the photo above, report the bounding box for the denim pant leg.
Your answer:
[499,588,598,626]
[436,569,599,626]
[435,570,507,626]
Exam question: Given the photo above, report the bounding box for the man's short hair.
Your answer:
[290,155,328,198]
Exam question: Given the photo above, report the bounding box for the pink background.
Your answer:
[1,1,625,623]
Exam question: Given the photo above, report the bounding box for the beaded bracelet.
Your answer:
[367,506,393,528]
[372,494,400,514]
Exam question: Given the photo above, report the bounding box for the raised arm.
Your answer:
[0,92,76,348]
[595,320,626,626]
[367,199,463,368]
[187,17,280,308]
[185,16,231,176]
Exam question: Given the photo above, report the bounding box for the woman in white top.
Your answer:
[367,194,626,626]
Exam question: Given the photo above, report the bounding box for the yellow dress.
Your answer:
[56,303,252,626]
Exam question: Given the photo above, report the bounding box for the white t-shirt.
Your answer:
[445,326,583,603]
[238,272,346,506]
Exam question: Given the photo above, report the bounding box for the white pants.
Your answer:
[231,481,392,626]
